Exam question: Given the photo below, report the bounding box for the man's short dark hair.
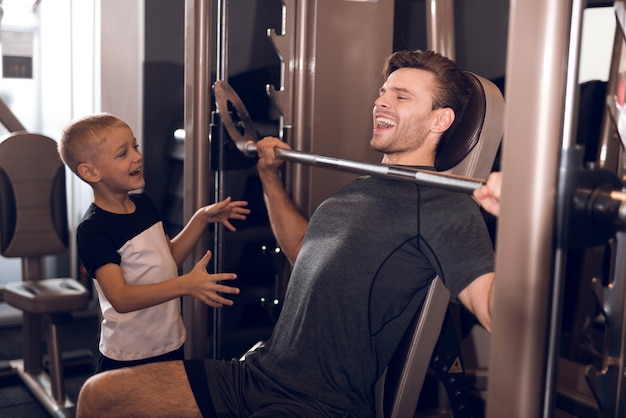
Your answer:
[382,50,474,152]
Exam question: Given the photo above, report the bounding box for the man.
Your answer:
[76,50,495,418]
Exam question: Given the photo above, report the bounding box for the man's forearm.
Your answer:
[259,170,309,266]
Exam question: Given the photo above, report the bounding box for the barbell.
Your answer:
[213,80,485,194]
[212,79,626,247]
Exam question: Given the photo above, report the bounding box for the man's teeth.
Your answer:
[376,117,395,128]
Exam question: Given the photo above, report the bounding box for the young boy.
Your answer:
[58,113,249,373]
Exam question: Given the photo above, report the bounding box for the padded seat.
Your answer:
[4,278,88,314]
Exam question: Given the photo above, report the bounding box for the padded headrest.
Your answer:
[435,73,485,171]
[0,132,68,257]
[435,72,505,180]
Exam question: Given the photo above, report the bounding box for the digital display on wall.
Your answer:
[1,31,34,79]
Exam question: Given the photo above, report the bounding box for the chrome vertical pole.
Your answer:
[546,1,585,416]
[211,0,228,360]
[183,0,212,359]
[426,0,455,60]
[487,0,574,416]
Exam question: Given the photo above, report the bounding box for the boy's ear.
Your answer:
[77,163,99,183]
[432,107,455,133]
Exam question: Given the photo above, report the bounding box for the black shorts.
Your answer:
[96,345,185,374]
[184,353,349,418]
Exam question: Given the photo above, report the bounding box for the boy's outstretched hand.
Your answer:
[185,250,239,308]
[203,197,250,231]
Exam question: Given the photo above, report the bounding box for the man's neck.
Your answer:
[381,152,435,166]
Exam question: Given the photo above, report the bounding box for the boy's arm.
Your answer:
[169,198,249,265]
[95,251,239,313]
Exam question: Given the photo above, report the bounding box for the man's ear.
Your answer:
[432,107,455,133]
[77,163,99,183]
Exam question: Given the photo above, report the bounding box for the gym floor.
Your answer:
[0,303,100,418]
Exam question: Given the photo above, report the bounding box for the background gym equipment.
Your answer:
[0,130,91,418]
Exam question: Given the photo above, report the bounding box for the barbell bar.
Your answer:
[242,142,485,194]
[213,80,486,194]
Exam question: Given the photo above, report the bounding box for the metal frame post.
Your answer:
[182,0,212,359]
[487,0,575,416]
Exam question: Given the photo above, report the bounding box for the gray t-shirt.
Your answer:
[254,173,494,416]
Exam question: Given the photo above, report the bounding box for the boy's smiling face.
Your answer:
[83,125,144,194]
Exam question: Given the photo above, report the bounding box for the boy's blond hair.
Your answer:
[58,113,129,181]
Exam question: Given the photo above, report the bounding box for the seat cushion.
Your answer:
[4,278,88,314]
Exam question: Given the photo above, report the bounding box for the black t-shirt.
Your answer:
[254,174,494,416]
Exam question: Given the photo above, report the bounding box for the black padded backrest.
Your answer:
[0,132,68,257]
[435,72,504,180]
